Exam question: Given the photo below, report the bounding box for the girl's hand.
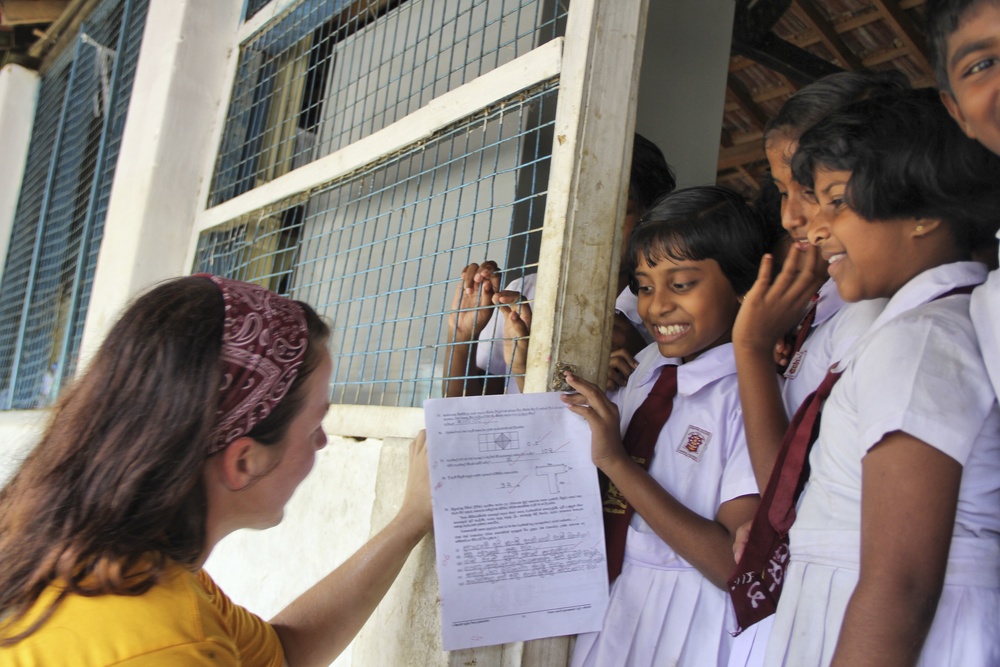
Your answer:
[561,372,626,471]
[732,519,752,562]
[495,293,531,392]
[733,247,826,355]
[495,292,531,366]
[607,348,639,391]
[447,261,502,341]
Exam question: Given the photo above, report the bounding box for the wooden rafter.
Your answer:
[727,73,770,130]
[787,1,926,51]
[869,0,932,76]
[719,140,766,171]
[791,0,863,69]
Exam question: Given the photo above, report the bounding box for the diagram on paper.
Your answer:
[536,463,571,493]
[479,431,520,452]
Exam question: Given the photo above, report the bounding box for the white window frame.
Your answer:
[187,0,648,450]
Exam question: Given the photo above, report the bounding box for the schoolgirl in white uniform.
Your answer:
[971,254,1000,399]
[763,88,1000,666]
[562,186,782,667]
[444,134,674,397]
[726,72,907,667]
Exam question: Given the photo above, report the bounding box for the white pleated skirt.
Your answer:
[570,561,737,667]
[763,559,1000,666]
[727,614,773,667]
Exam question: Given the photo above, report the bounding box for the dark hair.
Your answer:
[0,276,329,644]
[629,132,676,213]
[925,0,1000,91]
[764,70,911,144]
[791,87,1000,252]
[626,186,780,296]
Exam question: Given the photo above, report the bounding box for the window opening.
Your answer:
[195,80,557,407]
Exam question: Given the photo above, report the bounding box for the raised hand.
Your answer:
[447,261,502,343]
[733,245,826,357]
[495,292,531,392]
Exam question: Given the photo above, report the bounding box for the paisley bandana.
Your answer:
[197,274,309,454]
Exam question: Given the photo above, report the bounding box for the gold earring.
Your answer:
[915,224,924,234]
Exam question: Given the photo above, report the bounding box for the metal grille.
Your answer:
[209,0,567,205]
[0,0,149,409]
[245,0,274,21]
[195,80,557,407]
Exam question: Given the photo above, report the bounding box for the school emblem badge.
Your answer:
[677,425,711,462]
[784,349,807,379]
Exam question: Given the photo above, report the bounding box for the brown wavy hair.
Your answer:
[0,276,329,644]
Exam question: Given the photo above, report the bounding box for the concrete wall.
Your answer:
[78,0,244,368]
[0,64,39,273]
[635,0,735,188]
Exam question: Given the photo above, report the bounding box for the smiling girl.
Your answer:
[562,186,781,667]
[763,88,1000,666]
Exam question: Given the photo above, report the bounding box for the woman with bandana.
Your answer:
[0,275,432,666]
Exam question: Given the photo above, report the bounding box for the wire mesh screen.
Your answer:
[195,80,557,407]
[245,0,274,21]
[0,0,149,410]
[209,0,567,205]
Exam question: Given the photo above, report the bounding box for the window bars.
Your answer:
[0,0,149,410]
[211,0,567,205]
[196,80,557,408]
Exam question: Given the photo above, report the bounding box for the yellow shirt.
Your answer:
[1,564,284,666]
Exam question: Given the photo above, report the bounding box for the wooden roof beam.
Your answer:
[719,140,766,171]
[733,32,844,86]
[791,0,863,69]
[727,73,770,130]
[870,0,933,76]
[787,1,927,50]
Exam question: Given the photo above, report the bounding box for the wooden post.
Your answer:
[525,0,648,396]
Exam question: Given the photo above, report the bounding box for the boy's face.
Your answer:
[940,1,1000,156]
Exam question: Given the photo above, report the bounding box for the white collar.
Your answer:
[868,261,986,332]
[814,278,845,327]
[631,343,735,396]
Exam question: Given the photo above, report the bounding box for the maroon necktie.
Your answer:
[767,366,841,533]
[791,297,819,356]
[781,295,819,364]
[727,365,841,630]
[604,364,678,580]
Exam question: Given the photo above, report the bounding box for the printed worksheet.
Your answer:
[424,391,608,651]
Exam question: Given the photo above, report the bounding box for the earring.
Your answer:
[915,224,924,234]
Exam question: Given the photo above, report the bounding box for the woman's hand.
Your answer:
[400,430,433,535]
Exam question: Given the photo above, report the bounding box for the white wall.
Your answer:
[635,0,735,188]
[78,0,244,369]
[0,64,39,271]
[0,411,46,487]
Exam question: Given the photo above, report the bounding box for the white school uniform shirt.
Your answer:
[779,279,885,415]
[571,343,759,667]
[764,261,1000,667]
[475,274,650,394]
[729,284,883,667]
[971,229,1000,399]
